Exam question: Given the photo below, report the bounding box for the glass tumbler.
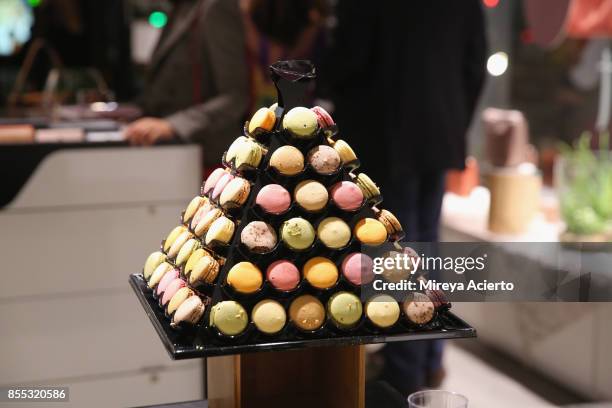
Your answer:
[408,390,468,408]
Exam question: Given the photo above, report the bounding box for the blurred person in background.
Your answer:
[125,0,248,170]
[324,0,487,398]
[126,0,330,169]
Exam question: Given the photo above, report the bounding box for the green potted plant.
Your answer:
[556,131,612,244]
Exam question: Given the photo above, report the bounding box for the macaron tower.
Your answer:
[134,60,454,349]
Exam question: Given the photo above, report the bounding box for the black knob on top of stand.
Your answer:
[270,60,316,114]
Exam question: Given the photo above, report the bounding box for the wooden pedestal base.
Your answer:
[207,345,365,408]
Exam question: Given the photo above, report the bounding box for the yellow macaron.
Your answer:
[303,257,338,289]
[226,262,263,294]
[354,218,388,246]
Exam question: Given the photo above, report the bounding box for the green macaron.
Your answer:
[209,301,249,336]
[282,107,319,139]
[143,251,167,281]
[280,217,316,251]
[327,291,363,329]
[355,173,380,200]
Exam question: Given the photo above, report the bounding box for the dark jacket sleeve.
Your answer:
[463,0,488,119]
[166,0,248,145]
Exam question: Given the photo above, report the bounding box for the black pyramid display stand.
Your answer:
[130,60,475,408]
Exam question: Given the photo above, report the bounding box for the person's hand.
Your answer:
[125,117,176,145]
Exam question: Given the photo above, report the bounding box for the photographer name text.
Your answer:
[373,279,515,292]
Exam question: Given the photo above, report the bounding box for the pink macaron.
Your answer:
[330,181,364,211]
[311,106,335,128]
[211,173,235,200]
[202,168,226,195]
[162,278,187,306]
[342,252,374,285]
[157,268,180,296]
[256,184,291,215]
[266,260,300,291]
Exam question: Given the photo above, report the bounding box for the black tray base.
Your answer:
[130,274,476,360]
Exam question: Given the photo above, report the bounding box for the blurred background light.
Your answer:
[148,11,167,29]
[487,51,509,76]
[0,0,34,56]
[483,0,500,8]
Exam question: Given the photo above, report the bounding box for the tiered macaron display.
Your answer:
[138,102,452,344]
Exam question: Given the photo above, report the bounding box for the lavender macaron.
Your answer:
[240,221,278,253]
[307,145,341,175]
